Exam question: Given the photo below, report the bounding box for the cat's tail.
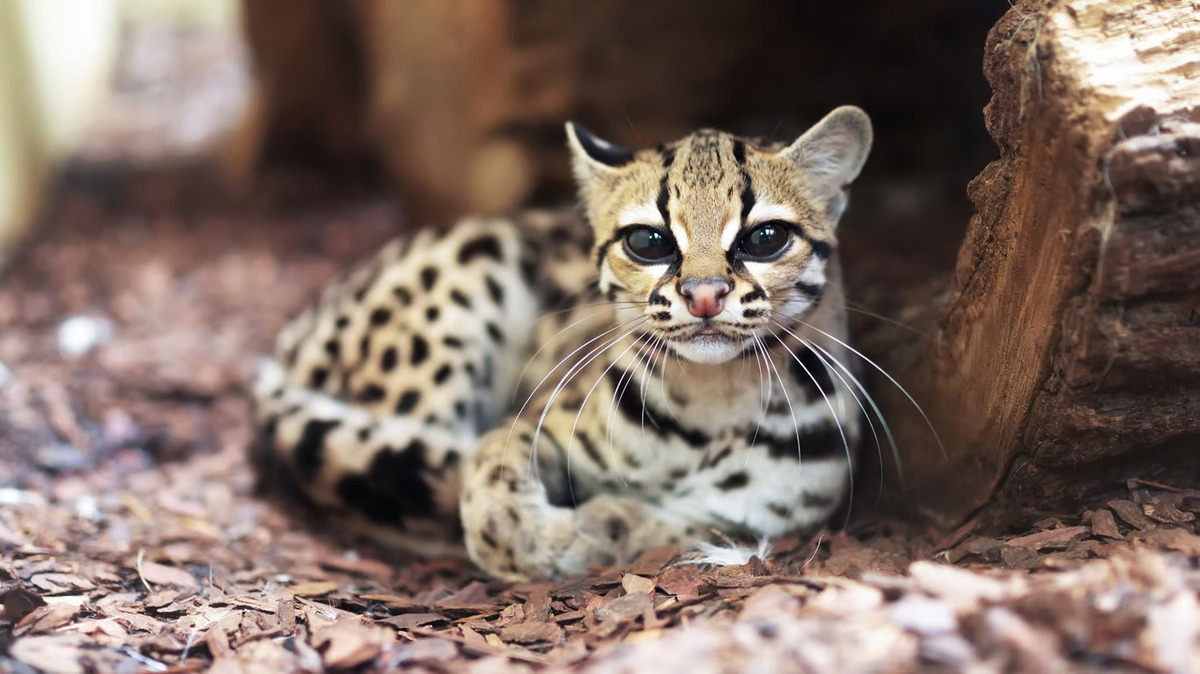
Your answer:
[250,358,473,556]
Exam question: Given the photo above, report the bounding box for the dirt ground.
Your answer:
[2,19,1200,674]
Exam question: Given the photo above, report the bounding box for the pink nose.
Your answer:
[679,277,732,318]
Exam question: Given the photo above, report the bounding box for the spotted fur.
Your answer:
[251,107,873,581]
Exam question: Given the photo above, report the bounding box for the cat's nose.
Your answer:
[679,277,732,318]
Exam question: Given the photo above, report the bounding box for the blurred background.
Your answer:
[0,0,1005,492]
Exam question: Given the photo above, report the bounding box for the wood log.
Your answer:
[867,0,1200,527]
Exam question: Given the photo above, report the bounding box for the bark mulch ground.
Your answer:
[2,18,1200,674]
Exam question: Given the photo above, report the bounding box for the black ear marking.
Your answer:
[568,122,635,167]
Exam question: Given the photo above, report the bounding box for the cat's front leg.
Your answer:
[459,419,692,581]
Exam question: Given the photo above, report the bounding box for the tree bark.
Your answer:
[873,0,1200,526]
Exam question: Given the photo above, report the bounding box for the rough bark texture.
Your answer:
[879,0,1200,526]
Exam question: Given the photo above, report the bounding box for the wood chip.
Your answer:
[621,574,657,596]
[1005,526,1088,550]
[1089,508,1123,540]
[287,580,339,597]
[139,560,199,588]
[1108,499,1156,530]
[312,619,395,670]
[499,621,563,644]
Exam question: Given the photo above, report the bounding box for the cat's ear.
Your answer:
[565,122,634,186]
[778,106,872,222]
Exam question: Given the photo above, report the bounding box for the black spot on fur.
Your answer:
[357,427,372,443]
[481,530,499,548]
[380,346,398,372]
[360,335,371,360]
[743,308,764,319]
[433,363,453,384]
[700,446,733,470]
[741,288,766,304]
[576,432,606,470]
[809,240,832,260]
[519,258,538,286]
[357,384,386,404]
[652,311,672,321]
[309,367,329,389]
[607,369,709,447]
[715,471,750,490]
[484,275,505,305]
[454,401,467,418]
[485,322,504,345]
[762,422,845,461]
[740,178,756,225]
[768,503,790,518]
[334,439,435,524]
[443,336,464,349]
[294,419,340,481]
[791,346,835,400]
[606,517,628,542]
[420,267,439,291]
[395,389,421,414]
[335,316,350,329]
[449,289,472,308]
[457,235,504,264]
[369,308,392,326]
[411,335,429,365]
[803,492,836,509]
[669,468,689,480]
[425,307,440,322]
[793,281,825,299]
[323,339,340,359]
[732,139,746,166]
[648,290,670,307]
[393,286,412,305]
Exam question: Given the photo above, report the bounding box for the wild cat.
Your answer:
[252,106,874,581]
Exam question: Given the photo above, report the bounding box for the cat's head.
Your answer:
[566,106,872,364]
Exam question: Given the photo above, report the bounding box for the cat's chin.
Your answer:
[668,333,747,364]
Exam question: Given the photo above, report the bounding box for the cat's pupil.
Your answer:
[624,227,676,263]
[741,222,790,259]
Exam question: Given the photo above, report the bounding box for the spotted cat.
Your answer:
[251,106,873,581]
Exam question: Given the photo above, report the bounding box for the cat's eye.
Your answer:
[623,227,677,264]
[738,222,792,260]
